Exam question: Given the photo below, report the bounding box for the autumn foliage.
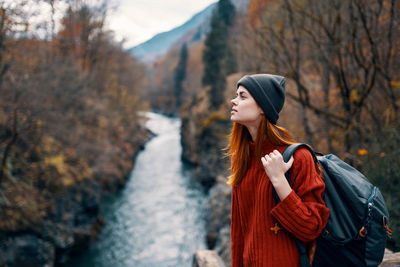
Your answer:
[0,1,148,239]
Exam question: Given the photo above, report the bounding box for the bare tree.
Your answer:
[248,0,399,156]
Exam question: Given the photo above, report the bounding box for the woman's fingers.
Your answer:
[270,150,281,159]
[261,151,279,170]
[261,156,267,165]
[262,150,293,173]
[263,150,281,161]
[261,150,294,190]
[261,154,270,167]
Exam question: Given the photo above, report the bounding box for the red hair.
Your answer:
[226,116,297,186]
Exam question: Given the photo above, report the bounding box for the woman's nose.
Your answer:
[231,98,237,105]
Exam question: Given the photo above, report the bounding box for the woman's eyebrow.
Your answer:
[235,90,247,96]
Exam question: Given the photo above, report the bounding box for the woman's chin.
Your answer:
[231,117,243,125]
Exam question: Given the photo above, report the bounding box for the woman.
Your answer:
[228,74,330,267]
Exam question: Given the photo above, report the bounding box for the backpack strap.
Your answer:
[282,143,318,164]
[272,143,317,204]
[271,143,318,267]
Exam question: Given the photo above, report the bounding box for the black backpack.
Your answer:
[273,143,392,267]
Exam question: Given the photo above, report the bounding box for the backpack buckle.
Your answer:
[383,216,393,238]
[322,229,330,238]
[359,226,368,238]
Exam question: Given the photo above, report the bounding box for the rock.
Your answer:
[380,249,400,266]
[181,107,231,189]
[204,175,232,265]
[26,181,104,265]
[0,176,105,266]
[180,91,209,166]
[192,250,226,267]
[194,117,231,189]
[214,225,231,267]
[206,179,231,249]
[0,234,55,267]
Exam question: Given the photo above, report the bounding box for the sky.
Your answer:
[7,0,216,49]
[107,0,217,48]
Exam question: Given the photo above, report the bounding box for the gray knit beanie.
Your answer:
[237,74,286,124]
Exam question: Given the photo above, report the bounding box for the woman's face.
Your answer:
[231,85,263,128]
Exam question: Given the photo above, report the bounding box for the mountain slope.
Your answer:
[128,3,217,63]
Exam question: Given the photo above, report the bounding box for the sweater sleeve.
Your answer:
[270,148,330,242]
[231,186,244,267]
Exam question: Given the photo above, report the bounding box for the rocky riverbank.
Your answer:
[0,116,151,267]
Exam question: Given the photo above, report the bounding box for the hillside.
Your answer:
[128,3,217,63]
[128,0,250,63]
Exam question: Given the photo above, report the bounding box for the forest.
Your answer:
[0,0,399,266]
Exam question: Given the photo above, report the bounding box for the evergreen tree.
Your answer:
[218,0,236,26]
[202,0,236,110]
[225,41,238,75]
[202,14,226,87]
[174,43,188,112]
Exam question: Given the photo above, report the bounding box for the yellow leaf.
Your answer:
[390,81,400,88]
[350,90,359,103]
[358,149,368,156]
[277,19,283,31]
[45,154,67,175]
[62,177,74,186]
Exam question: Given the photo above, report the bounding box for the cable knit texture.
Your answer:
[231,141,330,267]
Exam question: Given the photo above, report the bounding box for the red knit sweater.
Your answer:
[231,141,330,267]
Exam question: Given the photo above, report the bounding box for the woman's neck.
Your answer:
[247,125,258,142]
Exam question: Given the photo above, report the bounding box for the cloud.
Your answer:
[107,0,216,48]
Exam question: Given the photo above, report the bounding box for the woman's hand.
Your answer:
[261,150,294,200]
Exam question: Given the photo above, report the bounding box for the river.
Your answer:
[70,112,208,267]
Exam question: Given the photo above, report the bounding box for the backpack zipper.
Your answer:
[367,186,377,204]
[359,186,377,238]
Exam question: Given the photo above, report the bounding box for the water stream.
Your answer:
[70,112,207,267]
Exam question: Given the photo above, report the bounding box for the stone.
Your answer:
[206,181,231,249]
[192,250,226,267]
[0,234,55,267]
[380,249,400,267]
[214,225,231,267]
